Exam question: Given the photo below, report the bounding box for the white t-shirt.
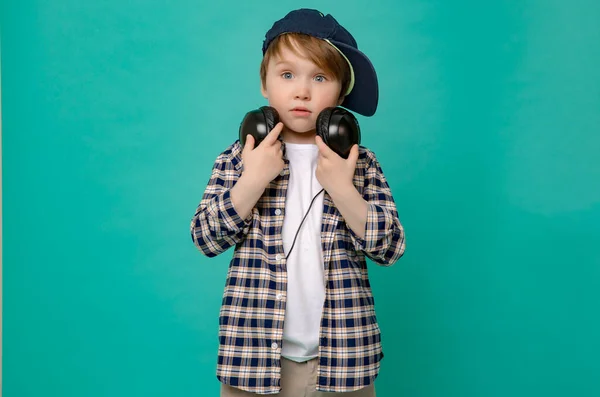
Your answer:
[281,142,326,362]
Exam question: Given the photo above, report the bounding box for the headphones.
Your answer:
[237,105,361,258]
[239,106,361,159]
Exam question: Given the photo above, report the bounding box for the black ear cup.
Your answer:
[239,106,280,147]
[262,106,279,133]
[317,107,361,159]
[240,106,359,158]
[316,107,334,144]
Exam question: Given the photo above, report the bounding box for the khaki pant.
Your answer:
[220,357,376,397]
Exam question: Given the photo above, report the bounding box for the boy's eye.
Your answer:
[315,75,327,82]
[282,72,293,79]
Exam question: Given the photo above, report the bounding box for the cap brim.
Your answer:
[330,40,379,117]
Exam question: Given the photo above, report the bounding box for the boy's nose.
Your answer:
[294,82,311,100]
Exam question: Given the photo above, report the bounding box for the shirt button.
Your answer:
[275,254,282,261]
[276,294,284,300]
[274,209,282,216]
[271,342,278,349]
[280,170,285,176]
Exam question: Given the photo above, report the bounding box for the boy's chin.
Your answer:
[283,120,317,134]
[284,127,317,136]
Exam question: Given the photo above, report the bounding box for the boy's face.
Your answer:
[261,40,344,143]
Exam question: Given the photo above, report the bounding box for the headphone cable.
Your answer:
[285,188,325,260]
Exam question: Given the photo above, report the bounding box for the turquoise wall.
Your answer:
[3,0,600,396]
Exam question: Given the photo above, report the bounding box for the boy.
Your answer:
[191,8,405,397]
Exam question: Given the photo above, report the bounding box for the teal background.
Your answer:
[2,0,600,396]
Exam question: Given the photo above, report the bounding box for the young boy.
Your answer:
[191,8,405,397]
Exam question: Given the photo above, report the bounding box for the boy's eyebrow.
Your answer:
[273,60,326,74]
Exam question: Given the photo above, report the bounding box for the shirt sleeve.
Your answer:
[190,148,253,257]
[347,151,406,266]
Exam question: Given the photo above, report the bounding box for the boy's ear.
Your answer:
[336,96,345,106]
[261,82,268,99]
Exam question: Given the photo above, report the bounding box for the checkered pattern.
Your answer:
[190,140,405,394]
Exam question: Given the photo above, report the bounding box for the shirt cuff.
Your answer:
[208,189,252,236]
[347,203,390,252]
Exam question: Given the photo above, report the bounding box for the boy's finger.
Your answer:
[263,122,284,145]
[315,135,333,158]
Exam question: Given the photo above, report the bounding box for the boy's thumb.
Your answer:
[347,144,359,163]
[243,134,255,153]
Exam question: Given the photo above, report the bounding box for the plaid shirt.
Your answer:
[190,140,405,394]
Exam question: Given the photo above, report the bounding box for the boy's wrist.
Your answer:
[229,172,267,221]
[326,181,357,200]
[238,172,269,193]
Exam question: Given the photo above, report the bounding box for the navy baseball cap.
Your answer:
[262,8,379,117]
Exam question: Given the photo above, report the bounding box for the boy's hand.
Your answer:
[241,122,285,189]
[315,135,359,195]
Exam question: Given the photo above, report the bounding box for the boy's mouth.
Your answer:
[291,107,311,116]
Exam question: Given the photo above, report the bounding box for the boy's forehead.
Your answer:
[270,49,319,70]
